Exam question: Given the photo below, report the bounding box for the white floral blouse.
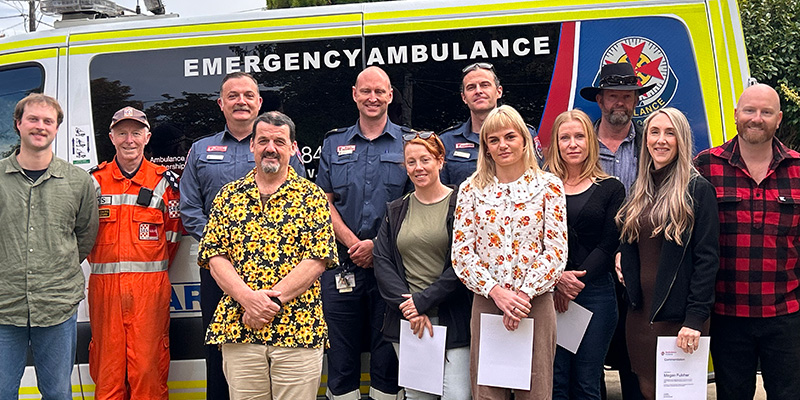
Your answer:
[452,168,568,299]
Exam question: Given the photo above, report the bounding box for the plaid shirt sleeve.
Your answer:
[694,138,800,318]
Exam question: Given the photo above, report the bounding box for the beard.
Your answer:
[606,109,632,126]
[260,152,281,174]
[738,123,775,145]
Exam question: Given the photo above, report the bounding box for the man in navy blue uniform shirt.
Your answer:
[180,72,305,400]
[439,62,541,186]
[316,66,411,400]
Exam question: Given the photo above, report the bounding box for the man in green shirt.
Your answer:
[0,93,99,400]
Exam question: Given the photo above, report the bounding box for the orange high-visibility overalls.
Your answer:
[87,159,182,400]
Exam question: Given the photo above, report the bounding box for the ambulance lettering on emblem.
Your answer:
[139,223,159,241]
[595,36,678,124]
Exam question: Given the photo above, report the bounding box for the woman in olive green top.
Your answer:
[374,132,472,400]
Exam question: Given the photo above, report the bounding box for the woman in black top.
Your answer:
[546,109,625,400]
[615,107,718,400]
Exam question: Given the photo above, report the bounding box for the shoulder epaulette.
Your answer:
[526,123,539,135]
[324,127,348,138]
[438,123,462,135]
[88,161,108,174]
[163,170,180,192]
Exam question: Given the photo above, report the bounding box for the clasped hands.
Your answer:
[489,286,532,331]
[240,289,282,330]
[400,294,433,339]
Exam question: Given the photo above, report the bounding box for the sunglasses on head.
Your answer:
[403,131,435,142]
[599,74,639,87]
[461,62,495,74]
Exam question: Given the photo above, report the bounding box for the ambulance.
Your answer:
[0,0,748,397]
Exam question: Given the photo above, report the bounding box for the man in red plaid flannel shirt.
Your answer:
[695,84,800,400]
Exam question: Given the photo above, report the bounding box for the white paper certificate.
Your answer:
[655,336,710,400]
[556,300,593,354]
[398,319,447,395]
[477,313,534,390]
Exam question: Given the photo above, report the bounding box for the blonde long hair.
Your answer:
[545,109,609,182]
[471,105,541,190]
[615,107,698,246]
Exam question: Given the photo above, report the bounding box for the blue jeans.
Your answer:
[553,274,618,400]
[0,312,78,400]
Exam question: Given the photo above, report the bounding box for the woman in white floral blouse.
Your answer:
[452,105,568,399]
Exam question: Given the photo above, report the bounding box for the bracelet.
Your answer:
[269,296,283,308]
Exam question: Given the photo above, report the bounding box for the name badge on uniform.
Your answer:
[337,145,356,156]
[98,195,112,205]
[453,150,471,159]
[206,154,224,161]
[336,272,356,293]
[455,142,475,149]
[207,145,227,152]
[99,209,111,218]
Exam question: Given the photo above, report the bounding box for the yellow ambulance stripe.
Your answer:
[0,36,65,54]
[70,14,362,44]
[0,48,58,64]
[69,25,361,55]
[167,380,206,389]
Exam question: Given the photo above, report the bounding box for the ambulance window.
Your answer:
[367,22,559,135]
[89,37,362,179]
[0,64,44,158]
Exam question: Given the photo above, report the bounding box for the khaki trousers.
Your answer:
[221,343,323,400]
[470,292,556,400]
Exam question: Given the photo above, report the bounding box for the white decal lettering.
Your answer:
[225,56,241,73]
[244,55,261,73]
[202,58,222,76]
[263,54,281,72]
[534,36,550,55]
[514,38,531,56]
[367,47,385,65]
[324,50,341,68]
[304,52,321,69]
[184,59,199,77]
[411,45,428,63]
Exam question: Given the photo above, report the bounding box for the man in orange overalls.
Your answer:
[87,106,182,400]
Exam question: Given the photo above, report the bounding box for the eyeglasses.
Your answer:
[461,62,494,74]
[403,131,435,142]
[599,74,639,87]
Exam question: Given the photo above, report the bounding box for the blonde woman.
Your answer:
[452,105,567,399]
[615,107,719,400]
[545,110,625,400]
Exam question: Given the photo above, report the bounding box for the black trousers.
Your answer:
[711,312,800,400]
[200,268,229,400]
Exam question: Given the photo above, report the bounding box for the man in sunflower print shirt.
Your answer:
[198,111,338,399]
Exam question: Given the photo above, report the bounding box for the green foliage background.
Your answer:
[739,0,800,148]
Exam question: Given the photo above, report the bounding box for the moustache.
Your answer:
[261,151,280,160]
